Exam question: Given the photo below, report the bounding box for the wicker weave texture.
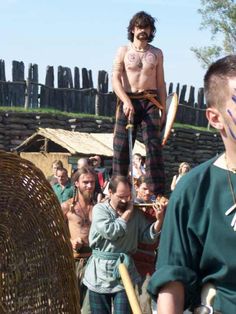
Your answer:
[0,151,80,313]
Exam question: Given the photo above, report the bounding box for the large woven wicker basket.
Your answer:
[0,151,80,313]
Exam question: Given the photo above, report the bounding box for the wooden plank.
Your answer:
[88,69,93,88]
[179,84,187,105]
[0,59,6,81]
[0,60,6,106]
[188,86,195,106]
[82,68,89,89]
[168,82,173,94]
[74,67,80,89]
[12,60,25,107]
[31,64,38,108]
[197,87,205,109]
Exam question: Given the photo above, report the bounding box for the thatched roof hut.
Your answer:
[15,128,146,177]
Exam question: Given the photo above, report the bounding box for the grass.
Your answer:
[0,106,111,120]
[0,106,216,132]
[173,122,216,133]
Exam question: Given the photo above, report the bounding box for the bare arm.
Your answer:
[170,175,177,191]
[61,201,70,220]
[157,281,185,314]
[156,50,167,128]
[112,46,134,120]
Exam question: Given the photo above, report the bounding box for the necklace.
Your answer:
[73,200,92,227]
[137,54,145,69]
[131,43,149,68]
[224,153,236,231]
[132,43,149,53]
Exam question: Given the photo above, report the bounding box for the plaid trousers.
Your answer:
[113,97,165,195]
[89,289,131,314]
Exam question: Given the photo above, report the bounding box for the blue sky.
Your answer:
[1,0,214,92]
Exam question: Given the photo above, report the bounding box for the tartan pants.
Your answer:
[89,289,131,314]
[113,97,165,195]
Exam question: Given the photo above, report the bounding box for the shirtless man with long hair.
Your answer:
[62,166,96,313]
[112,11,166,197]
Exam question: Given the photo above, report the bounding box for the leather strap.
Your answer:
[129,92,164,110]
[73,252,91,259]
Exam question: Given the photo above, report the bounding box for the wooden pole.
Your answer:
[24,78,30,109]
[118,263,142,314]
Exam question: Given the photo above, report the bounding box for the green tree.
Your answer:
[191,0,236,68]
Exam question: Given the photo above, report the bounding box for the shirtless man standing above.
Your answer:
[61,166,96,313]
[112,11,166,196]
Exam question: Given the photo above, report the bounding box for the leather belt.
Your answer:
[128,91,163,110]
[73,251,91,259]
[73,246,92,259]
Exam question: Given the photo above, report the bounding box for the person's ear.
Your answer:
[74,181,79,188]
[206,107,225,130]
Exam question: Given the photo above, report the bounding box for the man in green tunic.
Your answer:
[53,167,73,203]
[83,175,163,313]
[147,55,236,313]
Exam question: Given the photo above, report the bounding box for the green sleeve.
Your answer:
[147,186,203,308]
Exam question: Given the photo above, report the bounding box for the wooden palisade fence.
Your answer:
[0,59,207,127]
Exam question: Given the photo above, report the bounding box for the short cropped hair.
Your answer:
[204,55,236,109]
[56,167,68,176]
[127,11,156,43]
[108,175,131,193]
[136,175,149,187]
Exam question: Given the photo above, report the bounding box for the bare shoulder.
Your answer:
[149,45,164,57]
[61,198,73,214]
[115,45,129,56]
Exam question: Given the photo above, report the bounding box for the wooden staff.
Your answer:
[201,283,216,311]
[118,263,142,314]
[193,283,216,314]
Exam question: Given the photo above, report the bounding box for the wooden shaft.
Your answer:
[201,283,216,306]
[118,263,142,314]
[134,203,157,208]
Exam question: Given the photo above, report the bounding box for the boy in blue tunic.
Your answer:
[147,55,236,313]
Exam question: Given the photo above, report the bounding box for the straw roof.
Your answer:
[15,128,146,157]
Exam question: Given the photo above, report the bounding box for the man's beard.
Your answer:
[137,32,149,41]
[79,189,93,202]
[118,201,129,212]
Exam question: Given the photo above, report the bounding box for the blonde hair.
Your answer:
[178,162,190,174]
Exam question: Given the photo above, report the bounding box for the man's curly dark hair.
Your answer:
[127,11,156,43]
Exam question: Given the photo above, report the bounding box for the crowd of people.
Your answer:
[46,10,236,314]
[48,153,188,313]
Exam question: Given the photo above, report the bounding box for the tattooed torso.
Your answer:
[113,44,164,93]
